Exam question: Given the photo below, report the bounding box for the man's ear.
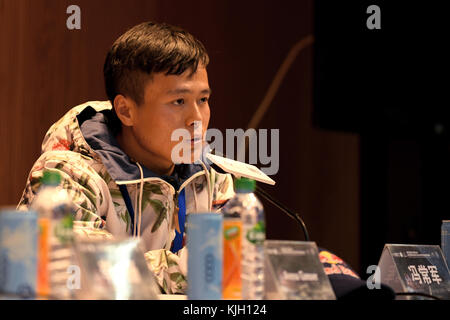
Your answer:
[114,95,136,127]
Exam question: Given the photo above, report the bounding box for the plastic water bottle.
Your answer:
[31,170,75,299]
[223,177,265,300]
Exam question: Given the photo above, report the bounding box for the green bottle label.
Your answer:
[246,221,265,245]
[224,225,240,240]
[54,215,74,244]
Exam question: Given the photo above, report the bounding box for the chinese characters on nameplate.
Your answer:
[376,244,450,300]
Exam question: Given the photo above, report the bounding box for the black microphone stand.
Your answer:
[255,185,310,242]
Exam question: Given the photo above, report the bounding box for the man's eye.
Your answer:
[199,97,209,104]
[173,99,185,105]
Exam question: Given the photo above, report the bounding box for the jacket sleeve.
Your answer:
[17,151,188,294]
[144,247,188,294]
[17,151,114,239]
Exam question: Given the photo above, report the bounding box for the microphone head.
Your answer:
[319,249,395,300]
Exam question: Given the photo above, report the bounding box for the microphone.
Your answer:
[202,146,310,241]
[254,185,310,242]
[202,144,310,241]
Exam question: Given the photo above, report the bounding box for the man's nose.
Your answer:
[185,102,203,127]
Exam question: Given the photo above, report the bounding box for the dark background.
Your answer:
[314,1,449,272]
[0,0,447,276]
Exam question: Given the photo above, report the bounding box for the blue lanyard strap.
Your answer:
[120,184,186,252]
[118,185,135,234]
[172,188,186,253]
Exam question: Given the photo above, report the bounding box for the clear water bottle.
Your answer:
[31,170,75,299]
[224,177,265,300]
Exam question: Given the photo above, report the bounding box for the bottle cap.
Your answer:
[234,177,256,192]
[42,170,61,186]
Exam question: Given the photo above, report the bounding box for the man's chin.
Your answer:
[171,141,206,164]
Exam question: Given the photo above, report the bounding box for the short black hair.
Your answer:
[103,22,209,133]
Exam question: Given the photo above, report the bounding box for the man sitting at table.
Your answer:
[17,21,234,294]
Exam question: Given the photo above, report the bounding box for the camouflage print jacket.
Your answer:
[17,101,235,294]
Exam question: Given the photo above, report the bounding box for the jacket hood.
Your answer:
[41,101,206,190]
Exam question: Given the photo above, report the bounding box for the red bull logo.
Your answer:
[319,250,359,279]
[319,251,344,265]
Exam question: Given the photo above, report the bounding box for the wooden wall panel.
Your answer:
[0,0,158,205]
[0,0,361,272]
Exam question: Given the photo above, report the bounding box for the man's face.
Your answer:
[131,66,211,171]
